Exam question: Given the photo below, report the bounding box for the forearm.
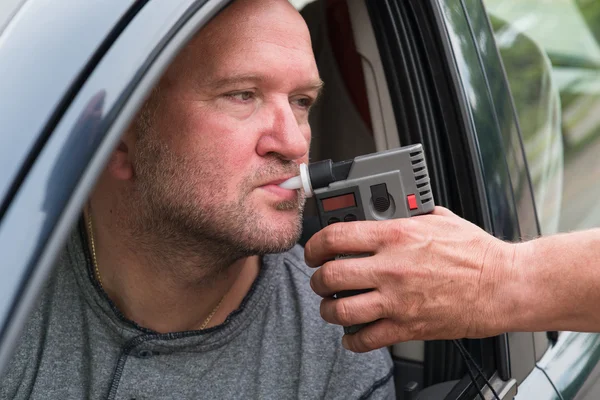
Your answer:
[506,229,600,333]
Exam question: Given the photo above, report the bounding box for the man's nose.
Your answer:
[255,100,310,161]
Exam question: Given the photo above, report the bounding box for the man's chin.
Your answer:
[251,190,302,214]
[248,209,303,251]
[263,208,302,232]
[275,200,302,212]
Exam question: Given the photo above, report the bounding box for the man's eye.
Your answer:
[225,91,254,102]
[293,97,313,110]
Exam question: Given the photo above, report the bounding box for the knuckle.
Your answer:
[309,274,319,293]
[347,222,363,240]
[320,299,335,322]
[322,224,342,249]
[393,329,409,343]
[368,256,389,281]
[409,322,427,341]
[405,297,425,322]
[320,263,341,288]
[359,330,378,351]
[376,297,388,318]
[385,220,409,245]
[392,325,412,343]
[304,243,318,267]
[304,243,314,263]
[433,206,453,217]
[334,300,352,325]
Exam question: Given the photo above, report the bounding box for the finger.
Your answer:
[342,319,407,353]
[304,221,388,268]
[311,259,377,298]
[431,206,454,217]
[319,290,385,326]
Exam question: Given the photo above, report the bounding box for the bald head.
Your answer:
[202,0,309,43]
[161,0,314,90]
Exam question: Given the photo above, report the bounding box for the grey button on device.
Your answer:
[370,183,390,213]
[344,214,357,222]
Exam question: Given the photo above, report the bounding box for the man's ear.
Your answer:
[106,133,134,181]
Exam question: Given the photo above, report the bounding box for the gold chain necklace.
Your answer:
[85,207,225,330]
[86,208,103,290]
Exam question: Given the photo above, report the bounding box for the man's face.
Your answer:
[130,0,320,257]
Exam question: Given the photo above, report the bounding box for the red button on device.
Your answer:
[407,194,418,210]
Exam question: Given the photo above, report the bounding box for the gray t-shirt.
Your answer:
[1,221,394,399]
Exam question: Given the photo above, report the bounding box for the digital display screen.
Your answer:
[322,193,356,212]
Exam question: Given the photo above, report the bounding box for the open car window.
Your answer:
[1,1,520,399]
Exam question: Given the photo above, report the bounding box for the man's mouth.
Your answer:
[262,176,297,187]
[258,175,301,201]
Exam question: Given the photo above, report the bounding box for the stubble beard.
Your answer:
[128,136,305,270]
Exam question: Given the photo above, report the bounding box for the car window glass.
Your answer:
[484,0,600,234]
[0,0,25,35]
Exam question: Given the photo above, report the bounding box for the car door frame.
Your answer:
[432,0,543,384]
[458,1,600,399]
[384,0,572,397]
[365,0,532,398]
[429,0,600,399]
[0,0,232,376]
[471,1,600,399]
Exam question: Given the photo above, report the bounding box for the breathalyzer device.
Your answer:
[280,144,435,334]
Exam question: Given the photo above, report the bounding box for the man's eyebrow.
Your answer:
[200,74,264,90]
[301,80,325,97]
[201,74,324,95]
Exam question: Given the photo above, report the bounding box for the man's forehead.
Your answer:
[191,0,310,48]
[165,0,318,91]
[192,27,312,65]
[186,36,320,91]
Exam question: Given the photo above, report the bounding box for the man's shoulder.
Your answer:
[262,245,395,399]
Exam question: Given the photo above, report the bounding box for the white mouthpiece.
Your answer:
[278,163,313,197]
[279,176,302,190]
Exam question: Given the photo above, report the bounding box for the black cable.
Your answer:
[460,350,485,400]
[453,340,485,399]
[455,341,501,400]
[452,340,501,400]
[453,341,488,397]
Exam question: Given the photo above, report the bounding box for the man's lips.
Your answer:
[257,176,299,201]
[260,175,297,187]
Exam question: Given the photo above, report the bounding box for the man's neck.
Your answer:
[85,210,260,333]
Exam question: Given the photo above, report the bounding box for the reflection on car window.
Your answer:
[485,0,600,233]
[0,0,26,35]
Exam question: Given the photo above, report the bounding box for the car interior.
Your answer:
[294,1,465,398]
